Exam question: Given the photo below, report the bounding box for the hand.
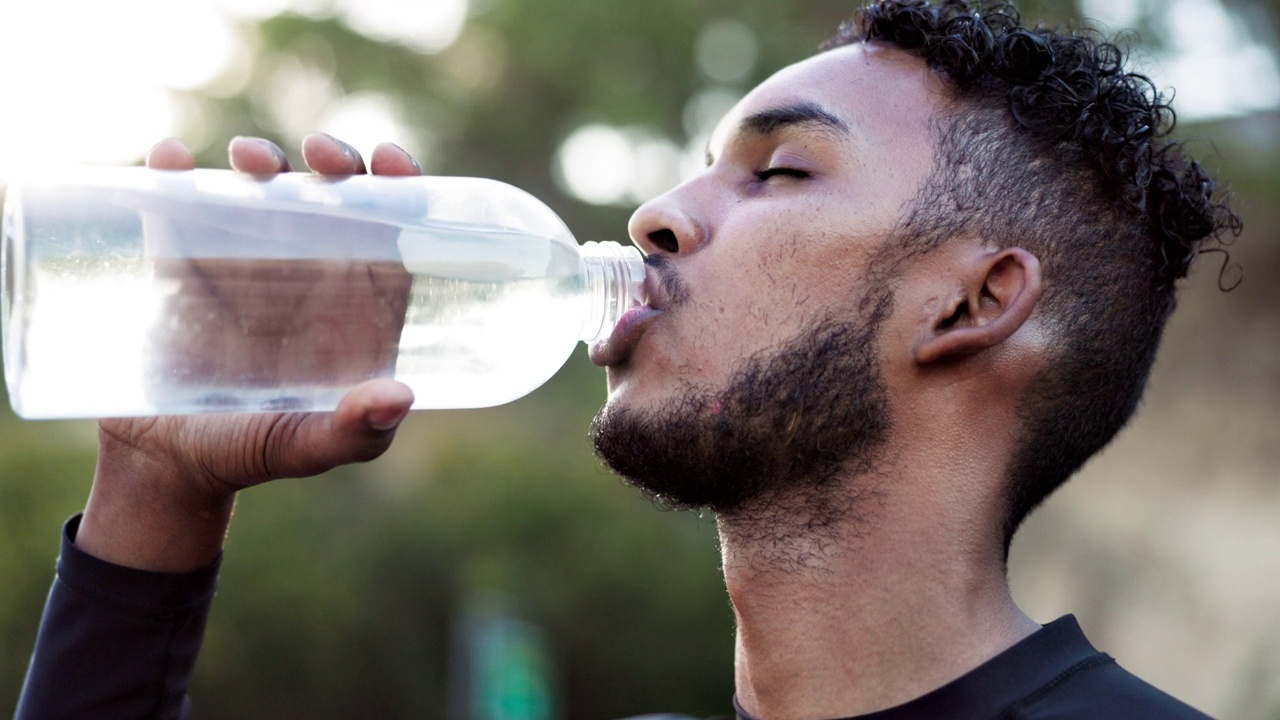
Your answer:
[144,137,416,411]
[76,135,423,573]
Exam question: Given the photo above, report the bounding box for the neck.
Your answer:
[720,469,1038,720]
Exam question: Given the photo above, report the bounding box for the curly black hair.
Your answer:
[824,1,1242,552]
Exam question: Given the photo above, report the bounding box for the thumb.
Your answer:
[265,380,415,478]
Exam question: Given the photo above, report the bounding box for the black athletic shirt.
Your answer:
[15,516,1213,720]
[728,617,1213,719]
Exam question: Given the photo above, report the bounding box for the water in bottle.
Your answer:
[2,167,645,418]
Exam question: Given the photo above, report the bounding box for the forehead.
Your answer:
[710,42,942,157]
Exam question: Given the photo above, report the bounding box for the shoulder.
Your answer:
[1015,652,1213,719]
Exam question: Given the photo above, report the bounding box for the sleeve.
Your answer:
[14,515,221,720]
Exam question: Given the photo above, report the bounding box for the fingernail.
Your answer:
[324,133,358,162]
[232,136,289,167]
[390,142,422,172]
[256,138,290,165]
[368,406,410,432]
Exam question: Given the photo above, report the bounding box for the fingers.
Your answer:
[154,134,419,178]
[301,135,423,176]
[302,133,367,175]
[369,142,423,176]
[146,138,195,170]
[228,136,292,174]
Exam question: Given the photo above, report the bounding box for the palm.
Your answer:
[98,412,318,496]
[75,136,419,573]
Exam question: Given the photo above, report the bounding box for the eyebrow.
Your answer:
[705,101,850,165]
[741,101,850,136]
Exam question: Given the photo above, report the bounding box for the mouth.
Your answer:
[588,261,671,367]
[588,304,661,367]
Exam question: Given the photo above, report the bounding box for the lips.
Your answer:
[588,269,666,367]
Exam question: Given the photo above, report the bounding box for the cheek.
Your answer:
[682,267,804,373]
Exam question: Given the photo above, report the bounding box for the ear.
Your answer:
[913,247,1042,365]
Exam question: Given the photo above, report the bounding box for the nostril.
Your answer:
[648,229,679,253]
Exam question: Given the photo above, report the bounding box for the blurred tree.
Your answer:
[2,0,1277,718]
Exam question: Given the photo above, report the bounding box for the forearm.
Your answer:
[16,516,220,720]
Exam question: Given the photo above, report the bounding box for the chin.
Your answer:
[603,365,707,415]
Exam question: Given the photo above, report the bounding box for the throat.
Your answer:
[720,501,1036,720]
[716,478,879,576]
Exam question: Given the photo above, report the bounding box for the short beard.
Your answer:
[590,289,894,550]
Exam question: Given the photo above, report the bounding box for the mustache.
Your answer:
[644,254,690,308]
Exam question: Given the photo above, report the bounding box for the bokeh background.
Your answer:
[0,0,1276,718]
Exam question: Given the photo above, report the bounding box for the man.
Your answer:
[16,1,1238,718]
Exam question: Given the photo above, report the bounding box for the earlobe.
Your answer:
[913,247,1042,365]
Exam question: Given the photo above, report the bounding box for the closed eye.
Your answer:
[754,167,810,181]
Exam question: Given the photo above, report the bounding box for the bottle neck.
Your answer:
[579,241,645,342]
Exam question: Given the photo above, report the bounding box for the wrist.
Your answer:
[77,427,236,572]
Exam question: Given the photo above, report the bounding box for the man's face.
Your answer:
[590,44,941,514]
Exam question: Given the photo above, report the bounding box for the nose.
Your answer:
[627,184,706,257]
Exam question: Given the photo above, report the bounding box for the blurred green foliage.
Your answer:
[2,0,1278,718]
[190,353,736,719]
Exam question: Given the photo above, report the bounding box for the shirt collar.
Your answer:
[733,616,1102,720]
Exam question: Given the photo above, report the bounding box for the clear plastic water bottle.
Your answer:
[1,167,645,419]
